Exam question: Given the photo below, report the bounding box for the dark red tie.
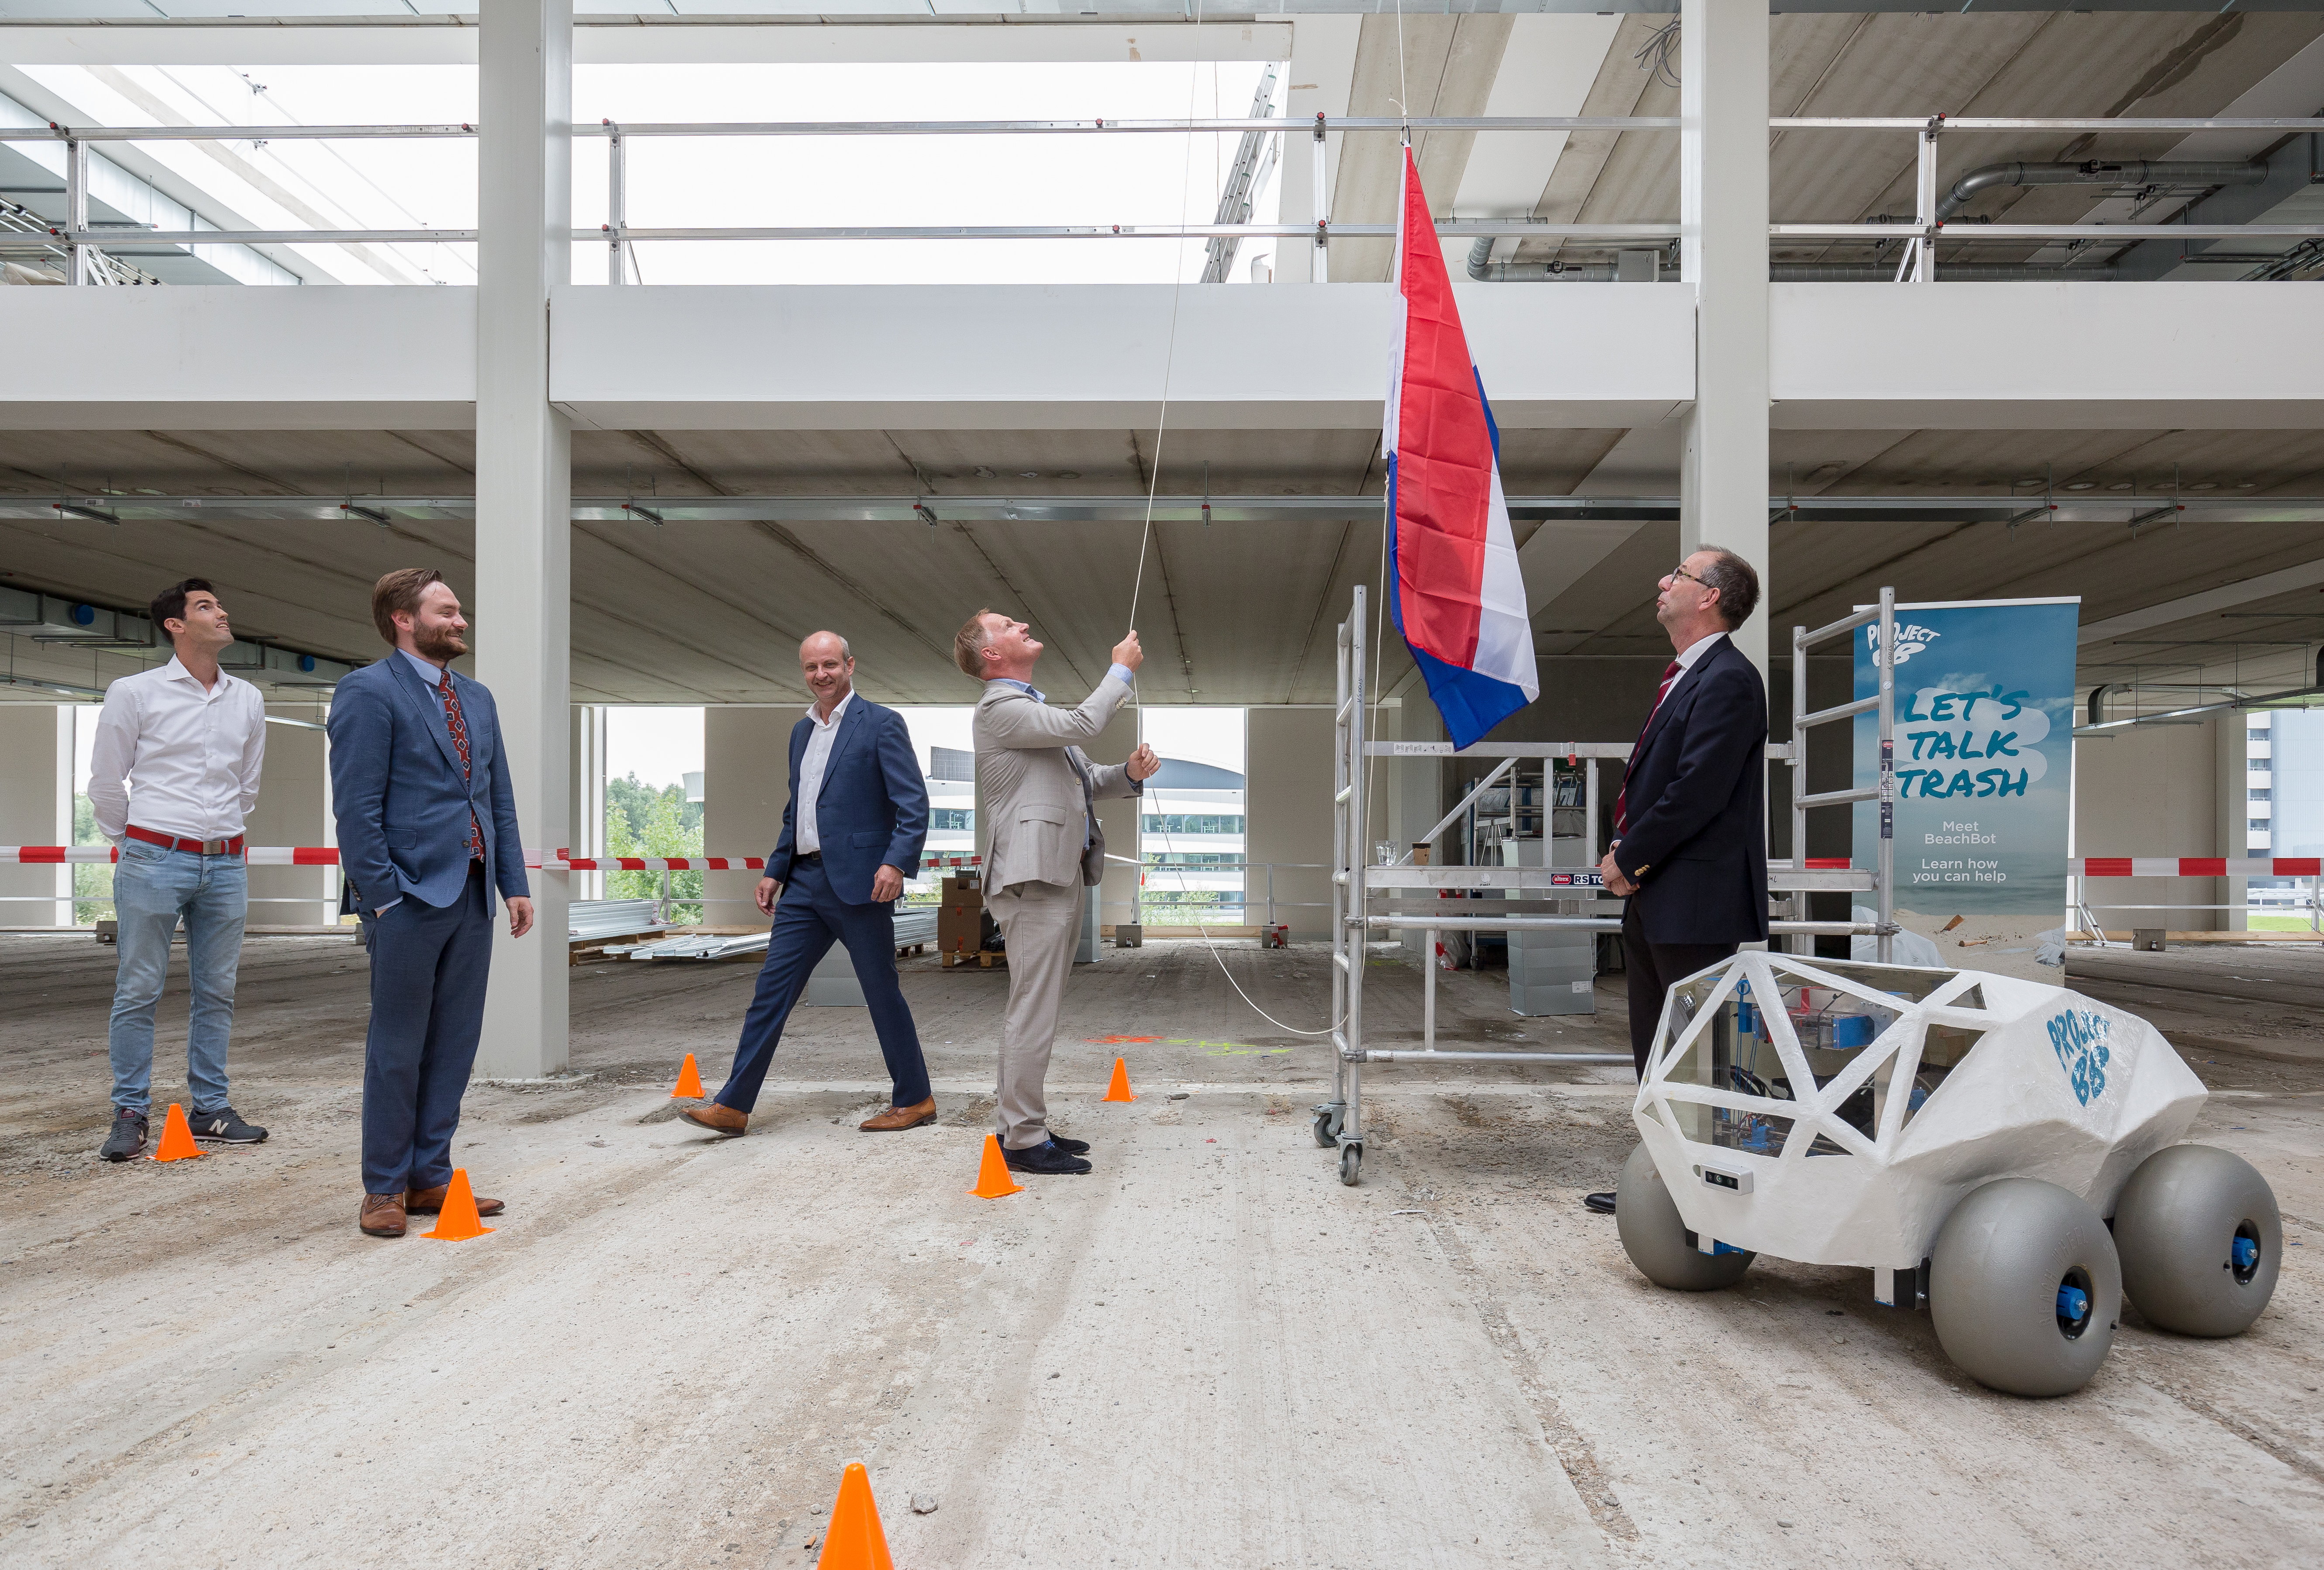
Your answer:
[437,671,486,863]
[1614,660,1684,835]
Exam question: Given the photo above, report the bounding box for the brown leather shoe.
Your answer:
[404,1183,506,1217]
[860,1097,937,1132]
[681,1102,749,1137]
[360,1193,407,1237]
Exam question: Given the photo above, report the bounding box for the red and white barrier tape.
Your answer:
[2071,857,2322,878]
[0,846,984,873]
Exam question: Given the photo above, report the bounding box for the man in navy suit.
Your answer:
[1587,545,1769,1210]
[683,631,934,1137]
[329,569,534,1238]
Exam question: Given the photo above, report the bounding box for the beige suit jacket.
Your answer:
[974,672,1140,891]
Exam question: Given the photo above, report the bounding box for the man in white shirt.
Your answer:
[87,578,270,1161]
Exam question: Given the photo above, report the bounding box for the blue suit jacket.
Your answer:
[764,697,929,906]
[1611,633,1770,947]
[327,656,530,914]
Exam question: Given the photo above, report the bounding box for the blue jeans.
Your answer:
[108,840,248,1115]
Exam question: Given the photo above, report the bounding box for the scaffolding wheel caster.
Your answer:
[1338,1141,1363,1187]
[1312,1107,1342,1149]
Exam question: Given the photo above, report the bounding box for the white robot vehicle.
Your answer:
[1618,952,2283,1396]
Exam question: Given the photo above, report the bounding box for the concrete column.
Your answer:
[0,706,71,927]
[703,707,789,924]
[474,0,573,1079]
[246,709,330,927]
[1093,706,1138,935]
[2217,712,2248,933]
[1678,0,1770,673]
[1246,707,1335,940]
[570,703,605,901]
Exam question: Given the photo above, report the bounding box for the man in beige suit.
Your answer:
[956,610,1159,1175]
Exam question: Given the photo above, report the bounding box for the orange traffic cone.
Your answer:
[1102,1057,1136,1103]
[816,1460,895,1570]
[671,1053,706,1099]
[969,1134,1023,1199]
[151,1102,202,1162]
[420,1168,494,1241]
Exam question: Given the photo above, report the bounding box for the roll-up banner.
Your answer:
[1853,598,2080,916]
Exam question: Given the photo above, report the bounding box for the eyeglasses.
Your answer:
[1666,563,1706,588]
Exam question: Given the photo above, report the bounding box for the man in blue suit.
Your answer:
[329,568,535,1238]
[684,631,934,1137]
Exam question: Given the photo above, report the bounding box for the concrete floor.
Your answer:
[4,933,2322,1569]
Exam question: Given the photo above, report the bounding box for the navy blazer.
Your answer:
[764,696,929,907]
[1612,633,1770,947]
[327,655,529,915]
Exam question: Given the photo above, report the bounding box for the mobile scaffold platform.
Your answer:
[1317,585,1899,1185]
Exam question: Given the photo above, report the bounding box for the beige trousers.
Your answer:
[985,878,1083,1149]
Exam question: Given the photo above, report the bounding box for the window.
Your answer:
[1144,851,1243,866]
[1142,813,1245,834]
[2251,788,2273,802]
[929,808,974,832]
[2251,758,2271,771]
[2252,818,2272,831]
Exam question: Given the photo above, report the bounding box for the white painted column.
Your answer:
[0,706,72,927]
[1678,0,1770,673]
[474,0,573,1080]
[570,703,606,901]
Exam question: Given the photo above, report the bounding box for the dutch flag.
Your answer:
[1382,145,1538,750]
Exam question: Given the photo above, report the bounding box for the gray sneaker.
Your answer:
[100,1108,148,1162]
[186,1106,268,1145]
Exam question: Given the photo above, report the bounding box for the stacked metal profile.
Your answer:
[567,899,669,942]
[608,906,939,963]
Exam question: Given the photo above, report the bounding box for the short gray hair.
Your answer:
[1691,545,1760,630]
[800,630,852,660]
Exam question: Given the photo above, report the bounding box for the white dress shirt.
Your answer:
[86,657,267,845]
[1673,630,1724,675]
[794,691,854,856]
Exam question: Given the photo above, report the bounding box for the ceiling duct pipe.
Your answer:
[1771,264,2119,281]
[1465,238,1617,281]
[1935,160,2265,223]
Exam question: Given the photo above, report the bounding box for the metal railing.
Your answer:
[12,113,2324,284]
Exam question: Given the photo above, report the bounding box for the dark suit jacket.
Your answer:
[1612,633,1769,946]
[764,696,930,906]
[327,655,529,915]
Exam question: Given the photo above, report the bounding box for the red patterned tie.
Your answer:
[1613,660,1684,835]
[436,671,486,863]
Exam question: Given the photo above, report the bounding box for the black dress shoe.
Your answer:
[1045,1131,1091,1156]
[1002,1138,1092,1175]
[1584,1191,1617,1214]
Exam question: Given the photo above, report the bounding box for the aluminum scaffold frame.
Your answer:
[1316,586,1887,1186]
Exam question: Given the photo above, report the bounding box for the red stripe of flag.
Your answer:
[2276,857,2323,876]
[21,847,65,863]
[2178,857,2227,877]
[2081,858,2134,878]
[614,857,647,870]
[291,847,340,866]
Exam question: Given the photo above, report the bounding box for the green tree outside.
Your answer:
[604,773,704,923]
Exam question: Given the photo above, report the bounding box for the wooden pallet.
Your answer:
[941,950,1007,969]
[895,942,928,958]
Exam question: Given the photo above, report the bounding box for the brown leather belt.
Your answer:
[125,825,244,857]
